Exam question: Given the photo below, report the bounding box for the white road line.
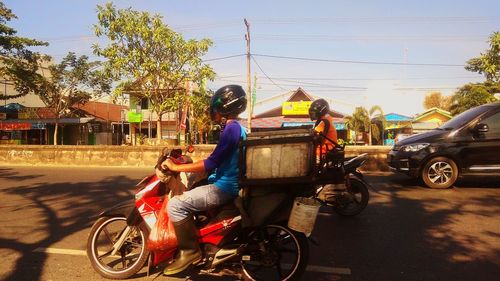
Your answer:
[34,247,87,256]
[34,247,352,275]
[306,265,351,275]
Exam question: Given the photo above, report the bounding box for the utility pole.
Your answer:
[244,18,252,133]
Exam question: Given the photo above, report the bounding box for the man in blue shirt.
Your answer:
[161,85,247,275]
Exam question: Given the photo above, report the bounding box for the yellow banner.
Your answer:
[18,108,39,119]
[282,101,312,115]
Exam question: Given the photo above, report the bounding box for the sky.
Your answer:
[4,0,500,116]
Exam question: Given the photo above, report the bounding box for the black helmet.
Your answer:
[210,85,247,120]
[308,98,330,121]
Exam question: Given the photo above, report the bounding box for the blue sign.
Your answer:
[334,123,345,130]
[31,122,46,129]
[281,122,314,128]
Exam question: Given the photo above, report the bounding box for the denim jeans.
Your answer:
[167,184,235,223]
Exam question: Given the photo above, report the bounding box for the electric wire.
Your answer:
[253,53,465,67]
[250,55,288,91]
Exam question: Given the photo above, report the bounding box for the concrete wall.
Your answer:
[0,145,391,171]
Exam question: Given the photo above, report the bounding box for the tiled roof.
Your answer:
[73,101,128,122]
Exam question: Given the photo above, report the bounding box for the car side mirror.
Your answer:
[474,123,489,133]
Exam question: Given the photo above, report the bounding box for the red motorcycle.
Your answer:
[86,147,310,280]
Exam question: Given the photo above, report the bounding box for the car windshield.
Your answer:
[438,105,490,130]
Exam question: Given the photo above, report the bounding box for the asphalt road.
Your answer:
[0,166,499,281]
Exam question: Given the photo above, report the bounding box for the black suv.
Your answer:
[388,102,500,189]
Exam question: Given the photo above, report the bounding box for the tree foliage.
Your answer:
[450,81,499,115]
[37,52,111,145]
[0,1,49,100]
[465,31,500,83]
[345,107,370,144]
[345,106,386,145]
[92,2,215,140]
[189,87,212,144]
[368,105,385,145]
[423,91,452,111]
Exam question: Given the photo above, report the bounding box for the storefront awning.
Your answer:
[0,122,31,131]
[0,117,95,131]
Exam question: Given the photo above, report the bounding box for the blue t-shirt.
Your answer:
[203,121,247,197]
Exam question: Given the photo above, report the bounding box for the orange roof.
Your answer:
[74,101,128,122]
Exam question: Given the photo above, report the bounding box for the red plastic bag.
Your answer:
[147,197,178,251]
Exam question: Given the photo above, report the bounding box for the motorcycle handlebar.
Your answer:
[155,145,195,173]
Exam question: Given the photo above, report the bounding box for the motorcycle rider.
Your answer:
[160,84,247,275]
[309,98,338,155]
[309,99,343,200]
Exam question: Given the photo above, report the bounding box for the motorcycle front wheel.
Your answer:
[241,225,309,281]
[86,216,149,279]
[332,178,369,216]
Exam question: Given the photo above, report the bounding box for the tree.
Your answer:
[93,2,215,141]
[423,91,452,111]
[189,88,212,144]
[465,31,500,83]
[345,107,370,145]
[368,105,385,145]
[450,82,498,115]
[0,1,49,100]
[345,106,386,145]
[37,52,111,145]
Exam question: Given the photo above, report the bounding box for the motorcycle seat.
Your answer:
[194,202,240,228]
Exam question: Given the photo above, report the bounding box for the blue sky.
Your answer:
[4,0,500,115]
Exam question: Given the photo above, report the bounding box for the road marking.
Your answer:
[34,247,87,256]
[34,247,351,275]
[306,265,351,275]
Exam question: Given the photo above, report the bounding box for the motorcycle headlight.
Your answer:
[401,143,429,152]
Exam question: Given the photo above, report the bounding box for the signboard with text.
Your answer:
[282,101,312,116]
[127,111,143,123]
[18,108,39,119]
[0,122,31,131]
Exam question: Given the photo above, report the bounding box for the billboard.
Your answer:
[282,101,312,116]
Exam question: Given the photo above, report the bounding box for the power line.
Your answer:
[251,75,481,81]
[250,55,288,91]
[202,54,245,62]
[252,16,499,25]
[252,53,465,67]
[218,78,366,91]
[252,34,489,43]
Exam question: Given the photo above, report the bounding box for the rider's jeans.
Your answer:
[167,184,235,223]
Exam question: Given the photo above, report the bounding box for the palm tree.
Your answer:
[345,107,370,145]
[368,105,386,145]
[345,106,386,145]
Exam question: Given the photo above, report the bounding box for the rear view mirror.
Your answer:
[474,123,489,133]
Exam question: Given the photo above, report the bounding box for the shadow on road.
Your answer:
[0,167,137,281]
[1,168,498,281]
[306,174,499,281]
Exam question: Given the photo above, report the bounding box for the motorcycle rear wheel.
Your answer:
[86,216,149,279]
[332,178,369,216]
[241,225,309,281]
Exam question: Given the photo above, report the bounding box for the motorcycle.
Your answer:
[86,146,309,280]
[314,133,370,217]
[315,153,370,216]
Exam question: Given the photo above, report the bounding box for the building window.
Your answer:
[140,98,149,110]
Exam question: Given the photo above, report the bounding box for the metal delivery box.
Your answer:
[240,129,316,185]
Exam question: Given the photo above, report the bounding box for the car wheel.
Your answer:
[421,157,458,189]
